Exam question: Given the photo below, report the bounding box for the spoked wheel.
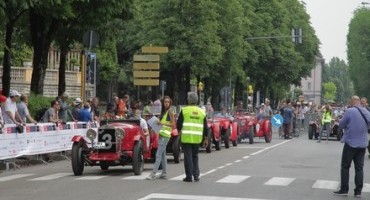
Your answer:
[265,129,272,143]
[132,140,144,175]
[224,128,230,149]
[206,128,212,153]
[249,126,254,144]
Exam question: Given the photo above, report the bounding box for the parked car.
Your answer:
[70,119,155,176]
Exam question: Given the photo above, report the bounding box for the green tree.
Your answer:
[347,7,370,99]
[322,57,353,103]
[323,82,337,102]
[0,0,28,96]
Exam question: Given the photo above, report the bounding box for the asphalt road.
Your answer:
[1,130,370,200]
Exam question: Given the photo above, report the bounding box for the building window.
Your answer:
[307,82,311,90]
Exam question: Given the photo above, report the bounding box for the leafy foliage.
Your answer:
[323,82,337,103]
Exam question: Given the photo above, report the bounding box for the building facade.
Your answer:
[300,55,324,106]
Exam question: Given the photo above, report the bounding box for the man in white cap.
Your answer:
[2,90,25,125]
[72,97,82,120]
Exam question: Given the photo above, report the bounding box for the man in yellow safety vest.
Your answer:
[177,92,208,182]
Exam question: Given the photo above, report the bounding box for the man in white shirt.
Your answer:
[2,90,25,125]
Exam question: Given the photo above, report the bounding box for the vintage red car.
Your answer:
[71,119,156,176]
[207,118,221,151]
[233,113,272,144]
[212,114,238,149]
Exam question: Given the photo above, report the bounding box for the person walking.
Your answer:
[318,103,332,143]
[282,100,293,139]
[333,95,370,197]
[177,92,208,182]
[146,96,176,180]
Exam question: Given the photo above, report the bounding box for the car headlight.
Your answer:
[86,129,97,140]
[115,128,125,139]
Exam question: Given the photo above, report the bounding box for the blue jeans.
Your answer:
[152,135,170,174]
[340,143,366,193]
[319,122,330,141]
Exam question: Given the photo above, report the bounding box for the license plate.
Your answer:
[95,142,106,149]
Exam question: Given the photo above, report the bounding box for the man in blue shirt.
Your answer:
[282,99,293,139]
[334,95,370,197]
[78,103,92,122]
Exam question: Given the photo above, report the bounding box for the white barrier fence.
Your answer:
[0,122,97,160]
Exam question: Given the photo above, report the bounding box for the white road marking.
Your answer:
[250,140,291,156]
[225,163,233,166]
[264,177,295,186]
[203,169,217,175]
[217,166,225,169]
[362,183,370,192]
[235,147,265,149]
[137,193,272,200]
[28,173,72,181]
[243,156,250,159]
[234,160,242,163]
[75,176,107,180]
[0,174,34,182]
[169,173,204,181]
[122,172,150,180]
[312,180,339,190]
[216,175,250,184]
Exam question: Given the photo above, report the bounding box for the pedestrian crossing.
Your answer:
[1,172,370,192]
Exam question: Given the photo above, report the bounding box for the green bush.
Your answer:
[28,94,55,119]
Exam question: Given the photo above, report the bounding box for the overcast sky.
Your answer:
[305,0,367,63]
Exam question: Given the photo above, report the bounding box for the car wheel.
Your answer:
[337,128,343,141]
[308,125,313,140]
[100,162,109,171]
[132,140,144,175]
[172,136,181,163]
[224,128,230,148]
[249,126,254,144]
[265,129,272,143]
[206,128,212,153]
[214,136,221,151]
[232,127,238,146]
[71,142,84,176]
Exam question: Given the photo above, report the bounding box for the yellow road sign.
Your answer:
[134,79,159,86]
[142,46,168,54]
[133,62,160,70]
[133,55,160,62]
[133,71,160,78]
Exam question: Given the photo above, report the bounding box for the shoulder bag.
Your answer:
[354,106,370,133]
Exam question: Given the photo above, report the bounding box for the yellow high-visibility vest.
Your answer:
[159,111,171,138]
[180,106,205,144]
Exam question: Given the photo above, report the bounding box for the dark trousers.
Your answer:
[340,143,366,192]
[182,143,200,179]
[283,123,291,138]
[368,140,370,155]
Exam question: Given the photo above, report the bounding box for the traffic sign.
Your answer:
[133,62,159,70]
[133,79,159,86]
[133,55,160,62]
[272,114,284,127]
[133,71,159,78]
[141,46,168,54]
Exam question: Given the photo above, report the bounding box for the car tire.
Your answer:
[71,142,84,176]
[249,126,254,144]
[206,128,212,153]
[214,136,221,151]
[132,140,144,175]
[265,129,272,143]
[224,128,230,149]
[100,162,109,171]
[172,136,181,163]
[308,126,314,140]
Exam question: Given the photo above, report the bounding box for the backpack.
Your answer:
[35,108,48,122]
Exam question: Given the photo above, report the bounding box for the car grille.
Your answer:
[97,128,116,152]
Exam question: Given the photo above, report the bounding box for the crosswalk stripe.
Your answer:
[75,176,107,180]
[0,174,34,182]
[312,180,339,190]
[138,193,272,200]
[169,173,205,181]
[216,175,250,184]
[264,177,295,186]
[362,183,370,192]
[28,173,72,181]
[122,173,150,180]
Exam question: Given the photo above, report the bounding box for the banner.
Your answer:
[0,122,98,160]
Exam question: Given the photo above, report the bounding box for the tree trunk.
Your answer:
[58,42,68,96]
[29,9,59,95]
[184,66,191,104]
[1,22,14,96]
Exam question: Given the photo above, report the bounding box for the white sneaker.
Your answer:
[156,173,167,179]
[146,173,156,180]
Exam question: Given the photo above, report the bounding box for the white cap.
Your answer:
[261,103,265,106]
[74,97,82,105]
[9,90,21,97]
